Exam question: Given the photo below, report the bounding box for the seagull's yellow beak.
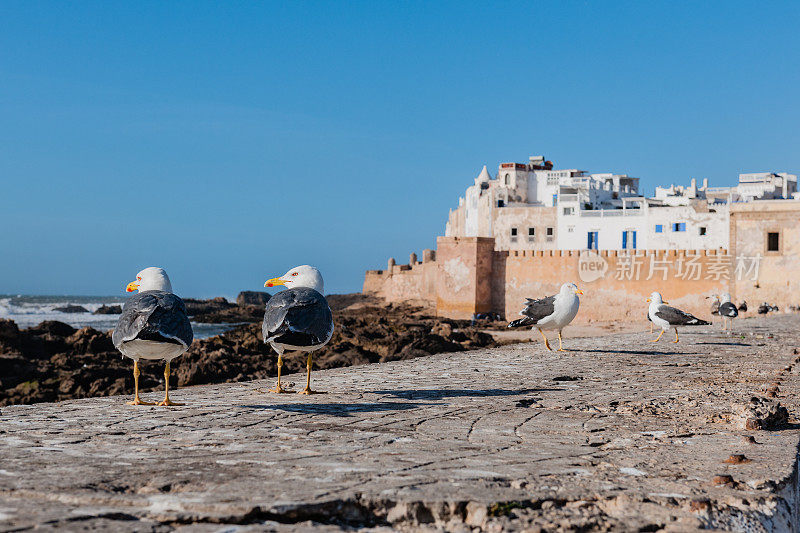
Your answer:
[646,298,651,302]
[575,288,584,295]
[265,277,286,288]
[126,282,139,293]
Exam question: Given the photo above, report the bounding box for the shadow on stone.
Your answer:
[581,349,701,356]
[242,402,432,416]
[695,341,752,346]
[370,388,546,400]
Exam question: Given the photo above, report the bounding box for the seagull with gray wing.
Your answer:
[262,265,334,394]
[718,293,738,332]
[112,267,193,406]
[507,282,583,351]
[647,292,709,343]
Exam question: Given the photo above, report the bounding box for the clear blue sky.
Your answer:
[2,1,798,298]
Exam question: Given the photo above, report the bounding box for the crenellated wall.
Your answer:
[364,203,800,322]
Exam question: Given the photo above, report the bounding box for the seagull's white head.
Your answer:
[126,267,173,293]
[265,265,324,294]
[560,282,584,296]
[647,291,664,304]
[721,293,732,303]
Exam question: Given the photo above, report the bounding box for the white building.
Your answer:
[446,154,796,252]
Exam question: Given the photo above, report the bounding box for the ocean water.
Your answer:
[0,295,236,339]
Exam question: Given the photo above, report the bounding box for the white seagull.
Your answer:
[647,292,709,343]
[508,282,583,351]
[718,293,739,332]
[112,267,193,406]
[262,265,334,394]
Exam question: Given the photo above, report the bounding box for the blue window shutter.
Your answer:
[622,231,628,249]
[553,194,558,205]
[588,232,592,249]
[632,231,637,249]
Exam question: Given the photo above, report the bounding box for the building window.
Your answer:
[672,222,686,232]
[552,194,558,205]
[587,231,598,250]
[622,230,637,249]
[767,232,780,252]
[527,227,535,243]
[497,199,504,207]
[546,227,554,242]
[655,224,663,233]
[505,173,510,186]
[699,227,707,236]
[510,228,517,236]
[563,207,573,215]
[567,226,574,233]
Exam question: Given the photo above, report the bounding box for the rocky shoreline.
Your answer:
[0,294,506,406]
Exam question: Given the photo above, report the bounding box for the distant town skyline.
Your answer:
[1,1,798,297]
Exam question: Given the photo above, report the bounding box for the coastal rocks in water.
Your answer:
[0,299,503,406]
[54,305,90,313]
[93,304,122,314]
[236,291,271,307]
[183,297,236,316]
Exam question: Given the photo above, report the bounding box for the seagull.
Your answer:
[262,265,334,394]
[718,293,738,332]
[647,292,709,343]
[507,282,583,351]
[706,295,720,316]
[758,302,770,314]
[112,267,193,406]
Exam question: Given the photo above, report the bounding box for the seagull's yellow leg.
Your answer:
[298,353,317,395]
[269,353,289,393]
[651,330,665,343]
[127,360,154,406]
[557,330,567,352]
[538,328,552,351]
[673,329,679,343]
[157,361,184,406]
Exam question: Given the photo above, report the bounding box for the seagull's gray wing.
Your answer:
[262,288,333,347]
[520,295,557,323]
[654,305,710,326]
[112,291,193,349]
[719,302,739,318]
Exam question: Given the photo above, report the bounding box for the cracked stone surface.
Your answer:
[2,316,800,531]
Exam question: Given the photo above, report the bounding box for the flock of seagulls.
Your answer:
[111,266,785,406]
[113,265,333,406]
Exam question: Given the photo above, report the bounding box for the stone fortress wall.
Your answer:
[364,201,800,321]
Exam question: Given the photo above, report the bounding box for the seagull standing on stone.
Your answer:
[112,267,193,406]
[507,282,583,351]
[718,293,739,332]
[262,265,334,394]
[647,292,709,343]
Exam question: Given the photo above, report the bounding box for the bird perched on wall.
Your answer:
[718,293,739,332]
[647,292,710,343]
[758,302,770,314]
[507,283,583,351]
[707,295,720,316]
[738,300,748,312]
[112,267,193,406]
[262,265,334,394]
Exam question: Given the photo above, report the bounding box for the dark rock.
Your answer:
[94,305,122,315]
[28,321,76,337]
[236,291,271,307]
[54,305,90,313]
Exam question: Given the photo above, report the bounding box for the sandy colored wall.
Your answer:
[731,201,800,310]
[363,260,437,305]
[434,237,495,319]
[496,249,731,324]
[493,206,558,251]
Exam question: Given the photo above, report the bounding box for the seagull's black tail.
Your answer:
[508,316,536,328]
[687,317,711,326]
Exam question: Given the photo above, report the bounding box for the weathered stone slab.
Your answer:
[1,316,800,531]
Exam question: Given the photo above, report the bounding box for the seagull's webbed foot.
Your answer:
[127,398,154,406]
[298,388,320,395]
[157,399,184,407]
[268,385,290,393]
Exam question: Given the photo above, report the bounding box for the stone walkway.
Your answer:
[2,316,800,532]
